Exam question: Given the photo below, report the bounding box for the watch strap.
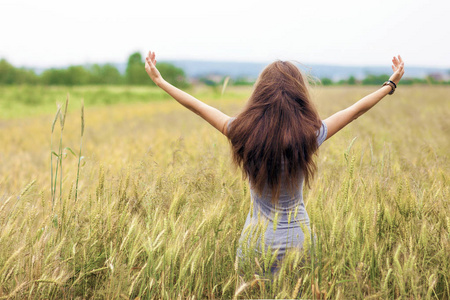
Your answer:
[382,81,395,95]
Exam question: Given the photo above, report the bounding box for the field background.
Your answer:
[0,85,449,299]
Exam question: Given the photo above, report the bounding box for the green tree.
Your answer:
[41,66,90,85]
[125,52,189,87]
[89,64,122,84]
[41,68,66,85]
[362,74,390,85]
[126,52,149,85]
[320,77,333,86]
[0,59,39,85]
[347,75,356,85]
[157,62,189,88]
[0,59,15,84]
[41,69,57,85]
[65,66,90,85]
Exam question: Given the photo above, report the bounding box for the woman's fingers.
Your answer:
[146,51,157,65]
[150,51,156,64]
[146,57,152,68]
[391,55,404,72]
[389,55,405,85]
[393,56,398,66]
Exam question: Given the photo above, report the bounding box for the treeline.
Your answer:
[0,52,188,88]
[320,74,450,86]
[1,53,449,87]
[198,73,450,88]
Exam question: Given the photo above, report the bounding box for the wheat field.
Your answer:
[0,85,449,299]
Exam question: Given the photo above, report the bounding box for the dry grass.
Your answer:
[0,85,449,299]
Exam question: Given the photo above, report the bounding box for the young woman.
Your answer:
[145,52,405,273]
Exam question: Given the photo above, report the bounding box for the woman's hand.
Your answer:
[324,55,406,141]
[142,49,230,135]
[389,55,405,85]
[145,51,163,86]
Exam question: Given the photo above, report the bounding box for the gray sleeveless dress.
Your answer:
[228,118,328,274]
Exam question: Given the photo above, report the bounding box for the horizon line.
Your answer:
[2,58,449,71]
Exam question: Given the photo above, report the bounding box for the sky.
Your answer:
[1,0,449,69]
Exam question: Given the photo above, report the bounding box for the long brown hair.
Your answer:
[227,61,322,203]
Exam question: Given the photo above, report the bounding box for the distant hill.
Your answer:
[163,60,449,81]
[33,60,449,82]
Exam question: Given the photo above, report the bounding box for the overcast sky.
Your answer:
[1,0,449,68]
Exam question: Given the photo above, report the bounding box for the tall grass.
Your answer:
[0,86,448,298]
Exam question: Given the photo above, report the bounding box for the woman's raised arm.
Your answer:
[145,51,231,136]
[323,55,405,141]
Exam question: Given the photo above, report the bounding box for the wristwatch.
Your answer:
[382,80,397,95]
